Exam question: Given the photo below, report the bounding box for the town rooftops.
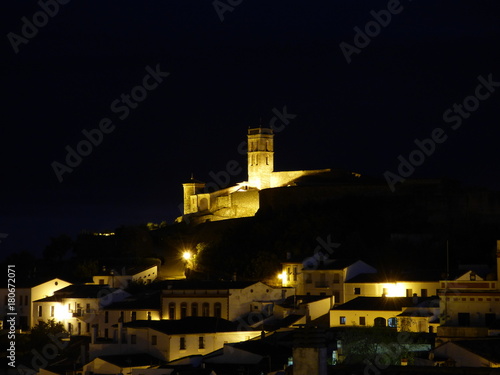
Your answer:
[96,353,164,367]
[6,277,71,289]
[302,258,365,271]
[277,294,331,308]
[151,279,263,291]
[93,264,157,276]
[448,339,500,364]
[121,317,244,334]
[34,284,128,302]
[103,291,161,310]
[331,296,439,311]
[346,269,442,283]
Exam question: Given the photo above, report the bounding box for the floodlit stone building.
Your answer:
[178,127,333,223]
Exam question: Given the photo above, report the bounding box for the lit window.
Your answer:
[388,318,397,328]
[50,306,54,317]
[340,316,346,325]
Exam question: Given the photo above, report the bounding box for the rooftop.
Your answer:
[122,317,245,334]
[332,296,439,311]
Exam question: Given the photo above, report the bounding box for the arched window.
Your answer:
[374,317,386,327]
[168,303,175,320]
[214,302,222,318]
[202,303,210,317]
[191,303,198,317]
[180,303,187,319]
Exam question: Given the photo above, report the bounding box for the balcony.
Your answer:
[314,282,329,288]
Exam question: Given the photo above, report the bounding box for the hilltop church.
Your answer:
[177,127,341,223]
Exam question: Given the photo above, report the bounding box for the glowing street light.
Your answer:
[182,251,192,261]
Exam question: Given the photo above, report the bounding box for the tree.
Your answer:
[29,319,68,350]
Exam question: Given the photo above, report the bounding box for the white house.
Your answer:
[0,277,71,330]
[344,272,441,302]
[432,339,500,367]
[330,296,439,332]
[82,353,164,375]
[89,317,260,363]
[92,264,158,288]
[33,284,130,336]
[159,280,289,321]
[283,259,376,304]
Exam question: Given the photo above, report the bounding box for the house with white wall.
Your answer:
[0,277,71,330]
[330,296,439,332]
[432,338,500,367]
[100,291,162,339]
[159,280,288,321]
[33,284,129,336]
[284,259,376,304]
[89,317,260,363]
[344,271,441,303]
[92,264,158,288]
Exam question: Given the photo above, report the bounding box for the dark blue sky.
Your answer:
[1,0,500,258]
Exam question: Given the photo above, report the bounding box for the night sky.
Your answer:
[2,1,500,259]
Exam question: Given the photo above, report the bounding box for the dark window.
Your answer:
[104,311,109,323]
[131,334,137,344]
[180,303,187,319]
[340,316,346,325]
[104,328,108,338]
[78,322,82,335]
[131,311,137,321]
[485,313,496,326]
[68,322,72,333]
[333,274,340,283]
[202,303,209,317]
[147,311,152,320]
[421,289,428,297]
[191,303,198,317]
[38,305,43,317]
[119,311,124,322]
[354,288,361,295]
[199,336,205,349]
[152,335,157,345]
[25,295,28,306]
[293,267,297,281]
[214,302,222,318]
[169,303,175,319]
[180,337,186,350]
[359,317,366,326]
[458,313,470,326]
[86,323,90,333]
[406,289,413,297]
[374,317,386,327]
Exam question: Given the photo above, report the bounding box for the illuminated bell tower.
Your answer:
[182,177,206,214]
[247,127,274,189]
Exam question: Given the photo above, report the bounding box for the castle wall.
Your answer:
[270,169,331,188]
